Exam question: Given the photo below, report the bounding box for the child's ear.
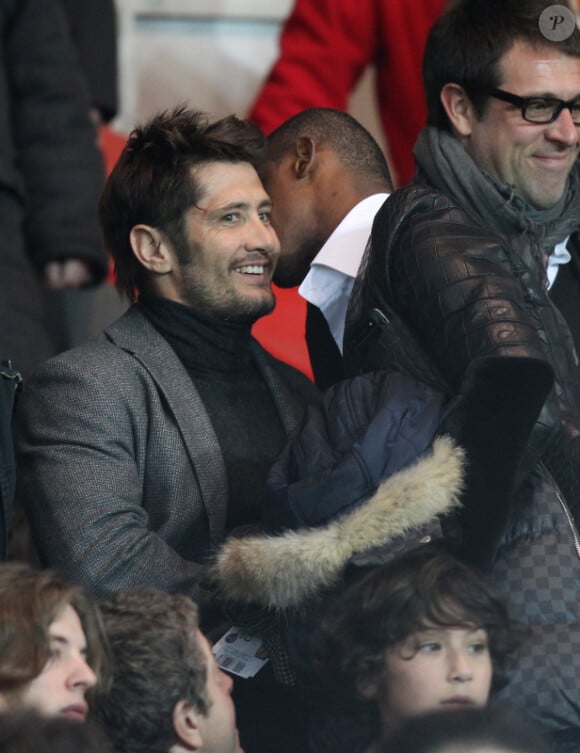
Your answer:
[355,661,384,701]
[172,699,203,751]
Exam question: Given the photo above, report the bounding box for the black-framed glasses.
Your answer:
[471,85,580,125]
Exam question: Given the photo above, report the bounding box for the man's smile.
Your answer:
[235,264,269,275]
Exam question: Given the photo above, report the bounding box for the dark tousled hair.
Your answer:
[424,0,580,130]
[314,544,523,704]
[98,105,267,301]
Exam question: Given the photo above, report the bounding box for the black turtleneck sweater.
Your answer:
[139,293,314,532]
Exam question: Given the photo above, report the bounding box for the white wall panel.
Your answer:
[113,0,384,152]
[114,0,292,132]
[128,0,293,19]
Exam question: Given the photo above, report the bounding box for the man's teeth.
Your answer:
[237,265,265,275]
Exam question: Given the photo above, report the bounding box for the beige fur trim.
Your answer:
[213,436,464,609]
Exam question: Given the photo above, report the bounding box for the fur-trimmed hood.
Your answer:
[213,435,464,610]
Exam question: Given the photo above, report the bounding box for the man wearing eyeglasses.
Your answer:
[344,1,580,750]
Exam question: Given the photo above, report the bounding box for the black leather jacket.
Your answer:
[344,183,580,737]
[345,183,580,548]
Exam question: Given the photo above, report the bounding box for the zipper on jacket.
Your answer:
[542,463,580,558]
[0,361,22,385]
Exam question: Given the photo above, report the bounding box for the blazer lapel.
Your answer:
[105,306,228,544]
[251,339,305,437]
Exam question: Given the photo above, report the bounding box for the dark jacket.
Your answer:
[344,183,580,737]
[16,306,318,627]
[215,370,464,688]
[60,0,118,122]
[214,369,464,753]
[0,0,108,375]
[0,359,20,560]
[0,0,106,273]
[215,370,464,610]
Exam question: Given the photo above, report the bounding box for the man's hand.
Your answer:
[43,259,94,290]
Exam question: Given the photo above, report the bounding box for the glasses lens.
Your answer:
[570,101,580,125]
[524,98,557,123]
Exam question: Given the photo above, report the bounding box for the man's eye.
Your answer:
[259,211,272,224]
[222,213,239,223]
[526,98,556,116]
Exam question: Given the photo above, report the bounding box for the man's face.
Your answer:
[380,626,492,732]
[196,632,243,753]
[261,157,325,288]
[20,604,97,722]
[167,161,280,323]
[461,40,580,209]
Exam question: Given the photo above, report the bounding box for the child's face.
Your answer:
[380,625,492,732]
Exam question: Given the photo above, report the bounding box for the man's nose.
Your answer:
[246,214,279,254]
[546,106,579,146]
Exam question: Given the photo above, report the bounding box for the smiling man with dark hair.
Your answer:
[15,106,320,753]
[342,1,580,750]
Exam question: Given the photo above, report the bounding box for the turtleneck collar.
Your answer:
[138,292,255,377]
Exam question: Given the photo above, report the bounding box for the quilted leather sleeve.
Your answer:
[379,187,549,392]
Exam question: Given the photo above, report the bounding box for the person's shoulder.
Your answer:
[34,334,115,372]
[18,341,127,410]
[372,181,492,255]
[32,305,158,374]
[382,182,468,223]
[22,312,147,394]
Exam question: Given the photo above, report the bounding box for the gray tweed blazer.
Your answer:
[15,306,311,603]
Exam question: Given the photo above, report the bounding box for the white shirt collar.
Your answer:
[306,193,390,277]
[546,236,572,289]
[298,193,389,353]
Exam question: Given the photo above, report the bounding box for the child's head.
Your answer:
[315,545,522,733]
[0,563,108,721]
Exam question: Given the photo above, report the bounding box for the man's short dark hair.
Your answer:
[424,0,580,130]
[99,106,267,301]
[314,544,523,704]
[266,107,392,187]
[97,589,210,753]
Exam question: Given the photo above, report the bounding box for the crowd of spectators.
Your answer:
[1,1,580,753]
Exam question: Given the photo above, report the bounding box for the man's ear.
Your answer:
[172,699,203,751]
[129,224,174,275]
[440,83,476,137]
[292,135,317,180]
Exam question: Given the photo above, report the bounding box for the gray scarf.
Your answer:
[413,127,580,284]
